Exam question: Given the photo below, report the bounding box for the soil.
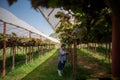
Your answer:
[77,52,111,78]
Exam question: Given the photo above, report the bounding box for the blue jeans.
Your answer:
[58,61,66,70]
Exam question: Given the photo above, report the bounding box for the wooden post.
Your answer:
[94,43,96,54]
[40,45,43,55]
[29,31,32,62]
[112,15,120,77]
[40,35,43,55]
[38,46,40,57]
[67,45,70,63]
[108,42,111,63]
[2,22,6,77]
[25,47,28,64]
[72,40,77,76]
[72,17,77,77]
[12,47,15,70]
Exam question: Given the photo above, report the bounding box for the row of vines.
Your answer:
[0,22,56,77]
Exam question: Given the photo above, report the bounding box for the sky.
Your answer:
[0,0,54,36]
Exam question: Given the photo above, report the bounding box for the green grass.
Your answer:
[1,48,57,80]
[78,48,111,74]
[84,46,109,58]
[0,47,50,76]
[88,46,106,53]
[22,50,75,80]
[79,48,110,62]
[21,48,111,80]
[0,48,112,80]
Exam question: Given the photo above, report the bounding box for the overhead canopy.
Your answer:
[39,7,61,31]
[0,7,60,43]
[38,7,74,31]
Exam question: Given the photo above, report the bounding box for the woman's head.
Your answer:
[61,44,66,49]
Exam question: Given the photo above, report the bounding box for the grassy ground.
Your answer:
[1,48,112,80]
[22,50,75,80]
[77,49,111,79]
[1,49,57,80]
[0,47,49,76]
[22,48,112,80]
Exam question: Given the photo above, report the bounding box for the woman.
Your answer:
[57,44,67,76]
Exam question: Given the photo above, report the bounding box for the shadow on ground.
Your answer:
[22,50,112,80]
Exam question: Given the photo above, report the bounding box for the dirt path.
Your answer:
[77,51,111,78]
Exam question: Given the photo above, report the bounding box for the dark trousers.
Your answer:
[58,61,66,70]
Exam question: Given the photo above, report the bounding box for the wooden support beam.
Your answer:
[2,22,6,77]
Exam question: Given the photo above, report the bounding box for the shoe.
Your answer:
[58,70,62,76]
